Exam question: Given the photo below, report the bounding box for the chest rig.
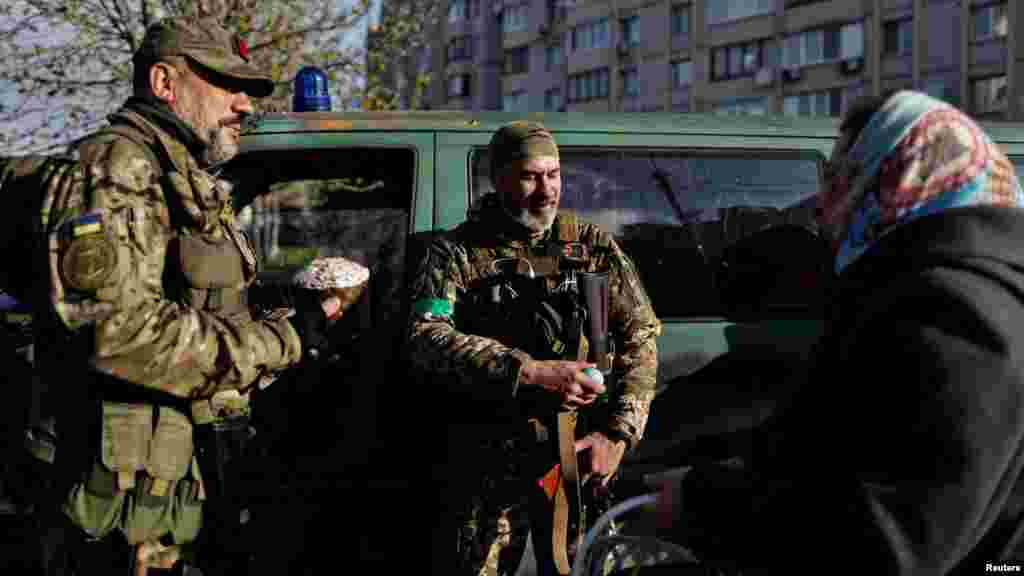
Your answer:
[462,211,591,364]
[162,163,257,321]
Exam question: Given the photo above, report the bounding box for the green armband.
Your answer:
[412,298,453,319]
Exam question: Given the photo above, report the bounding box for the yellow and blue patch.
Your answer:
[70,212,103,237]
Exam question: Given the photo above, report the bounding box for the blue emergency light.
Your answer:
[293,66,331,112]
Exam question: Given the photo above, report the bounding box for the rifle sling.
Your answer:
[553,410,580,574]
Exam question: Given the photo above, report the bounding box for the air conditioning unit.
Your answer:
[754,67,775,87]
[781,68,801,83]
[616,41,631,56]
[839,57,864,76]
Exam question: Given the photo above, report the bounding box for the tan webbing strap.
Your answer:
[553,410,580,574]
[555,210,579,243]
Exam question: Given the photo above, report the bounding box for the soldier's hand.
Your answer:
[576,431,627,484]
[519,359,604,406]
[286,288,339,358]
[133,540,180,576]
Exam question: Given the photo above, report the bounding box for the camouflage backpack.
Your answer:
[0,124,172,310]
[0,153,88,306]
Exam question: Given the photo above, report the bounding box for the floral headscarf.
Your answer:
[818,90,1024,273]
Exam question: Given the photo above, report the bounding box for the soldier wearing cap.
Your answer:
[26,16,337,575]
[406,121,661,575]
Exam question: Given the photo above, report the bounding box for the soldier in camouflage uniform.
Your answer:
[407,121,661,575]
[27,16,336,575]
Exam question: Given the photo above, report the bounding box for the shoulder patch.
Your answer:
[60,212,117,292]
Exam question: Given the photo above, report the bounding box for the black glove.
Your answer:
[248,281,329,358]
[286,287,330,358]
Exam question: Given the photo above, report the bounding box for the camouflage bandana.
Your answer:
[488,121,559,179]
[133,16,273,98]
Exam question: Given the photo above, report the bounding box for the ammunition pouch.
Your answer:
[65,401,204,545]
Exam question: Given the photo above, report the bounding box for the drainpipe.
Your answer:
[872,0,881,96]
[960,0,969,108]
[912,0,921,90]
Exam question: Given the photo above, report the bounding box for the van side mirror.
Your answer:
[717,224,833,320]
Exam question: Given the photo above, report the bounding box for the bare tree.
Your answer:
[361,0,439,111]
[0,0,372,155]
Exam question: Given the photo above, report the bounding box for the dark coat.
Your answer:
[677,206,1024,574]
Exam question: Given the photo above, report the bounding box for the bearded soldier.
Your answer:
[406,121,661,575]
[25,16,335,575]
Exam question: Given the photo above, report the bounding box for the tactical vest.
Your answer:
[462,210,589,364]
[40,116,258,544]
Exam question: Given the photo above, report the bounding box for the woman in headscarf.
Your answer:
[650,90,1024,575]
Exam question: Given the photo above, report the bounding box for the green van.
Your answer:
[223,110,1024,475]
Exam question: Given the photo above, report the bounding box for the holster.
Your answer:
[191,415,251,503]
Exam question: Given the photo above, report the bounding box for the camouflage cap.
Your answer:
[488,121,559,177]
[134,16,274,98]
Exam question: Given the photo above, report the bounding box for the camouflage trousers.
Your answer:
[450,427,555,576]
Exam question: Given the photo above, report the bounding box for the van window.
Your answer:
[471,148,821,318]
[225,147,414,334]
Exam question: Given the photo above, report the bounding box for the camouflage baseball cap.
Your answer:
[134,16,274,98]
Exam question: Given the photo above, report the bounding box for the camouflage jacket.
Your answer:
[407,194,661,449]
[41,106,301,400]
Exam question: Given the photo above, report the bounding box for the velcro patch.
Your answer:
[413,298,453,319]
[59,211,117,292]
[70,212,104,237]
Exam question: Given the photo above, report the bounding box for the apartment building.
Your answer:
[393,0,1017,120]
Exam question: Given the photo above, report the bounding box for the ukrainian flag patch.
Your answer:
[70,212,103,237]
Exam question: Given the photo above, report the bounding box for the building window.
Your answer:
[621,16,640,47]
[883,18,913,56]
[972,2,1008,42]
[672,60,693,88]
[504,46,529,75]
[783,88,842,117]
[547,0,568,23]
[545,44,562,72]
[416,46,431,73]
[621,68,640,98]
[714,97,769,116]
[923,79,948,101]
[706,0,775,26]
[971,75,1008,115]
[572,19,610,52]
[544,88,562,111]
[504,3,529,33]
[671,5,690,36]
[446,35,475,64]
[568,68,610,102]
[448,0,480,23]
[785,21,863,69]
[502,91,528,112]
[447,74,471,98]
[711,39,776,81]
[840,22,864,60]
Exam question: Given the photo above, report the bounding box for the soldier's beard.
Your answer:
[499,198,557,235]
[194,123,239,166]
[174,97,239,166]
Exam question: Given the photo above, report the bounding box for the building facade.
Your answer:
[397,0,1016,120]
